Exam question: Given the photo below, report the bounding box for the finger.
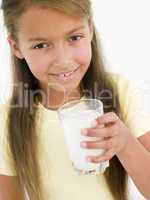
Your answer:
[86,149,115,163]
[80,139,112,150]
[91,112,119,127]
[81,126,118,138]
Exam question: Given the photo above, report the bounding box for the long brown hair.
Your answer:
[1,0,128,199]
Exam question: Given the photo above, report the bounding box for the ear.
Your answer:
[7,36,24,59]
[88,18,94,41]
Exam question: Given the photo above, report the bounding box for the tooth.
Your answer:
[59,74,65,78]
[58,70,74,79]
[65,72,72,77]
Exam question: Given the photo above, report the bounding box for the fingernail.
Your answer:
[91,120,98,127]
[81,129,88,135]
[86,157,92,162]
[81,142,87,147]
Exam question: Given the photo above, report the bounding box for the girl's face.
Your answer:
[9,6,93,94]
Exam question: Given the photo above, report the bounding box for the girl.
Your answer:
[0,0,150,200]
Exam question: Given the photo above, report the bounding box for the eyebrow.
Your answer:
[28,25,86,42]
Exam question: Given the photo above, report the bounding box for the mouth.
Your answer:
[48,66,80,82]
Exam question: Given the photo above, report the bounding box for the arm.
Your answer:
[0,175,24,200]
[117,131,150,199]
[81,112,150,199]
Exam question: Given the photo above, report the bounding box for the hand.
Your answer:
[80,112,132,163]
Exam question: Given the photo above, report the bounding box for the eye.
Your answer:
[33,43,49,49]
[69,35,84,42]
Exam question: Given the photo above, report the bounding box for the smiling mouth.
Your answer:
[49,66,79,77]
[48,66,80,81]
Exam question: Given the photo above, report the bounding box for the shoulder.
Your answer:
[106,72,150,138]
[0,100,10,128]
[0,100,11,148]
[105,72,129,89]
[0,100,17,176]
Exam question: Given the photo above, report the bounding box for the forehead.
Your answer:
[17,6,88,40]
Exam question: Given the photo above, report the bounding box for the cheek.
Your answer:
[75,43,92,68]
[23,54,49,77]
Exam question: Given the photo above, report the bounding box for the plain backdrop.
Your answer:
[92,0,150,81]
[0,1,149,199]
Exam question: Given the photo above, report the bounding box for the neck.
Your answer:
[40,86,82,110]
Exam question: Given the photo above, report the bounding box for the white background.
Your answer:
[92,0,150,81]
[0,1,149,199]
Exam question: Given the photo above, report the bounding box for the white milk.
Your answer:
[60,109,109,175]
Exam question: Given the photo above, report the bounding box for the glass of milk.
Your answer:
[57,99,109,175]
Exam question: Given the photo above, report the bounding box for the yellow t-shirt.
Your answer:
[0,75,150,200]
[0,104,16,175]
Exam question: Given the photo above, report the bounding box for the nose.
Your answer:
[52,43,73,69]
